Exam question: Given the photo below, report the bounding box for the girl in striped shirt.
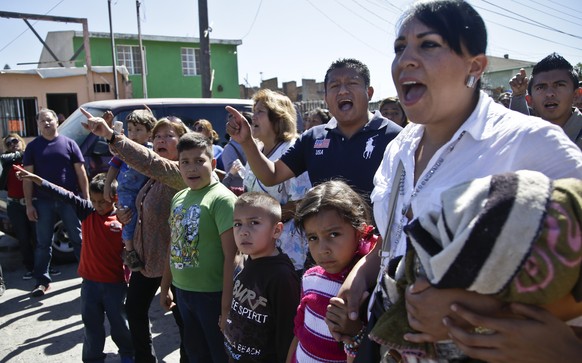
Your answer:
[286,180,378,363]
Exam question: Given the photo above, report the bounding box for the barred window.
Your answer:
[116,45,146,75]
[93,84,111,93]
[181,48,201,76]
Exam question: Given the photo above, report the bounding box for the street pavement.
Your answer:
[0,255,182,362]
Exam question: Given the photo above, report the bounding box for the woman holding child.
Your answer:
[81,109,189,363]
[332,1,582,362]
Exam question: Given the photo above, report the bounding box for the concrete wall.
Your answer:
[40,31,76,68]
[0,72,128,107]
[301,79,324,101]
[283,81,298,101]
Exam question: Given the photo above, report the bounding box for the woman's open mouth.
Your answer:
[401,81,427,105]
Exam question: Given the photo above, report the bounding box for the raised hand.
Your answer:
[80,108,114,139]
[225,106,253,145]
[102,110,114,125]
[509,68,529,97]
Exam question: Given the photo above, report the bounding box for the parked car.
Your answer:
[2,98,253,262]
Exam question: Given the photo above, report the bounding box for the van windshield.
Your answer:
[58,106,109,145]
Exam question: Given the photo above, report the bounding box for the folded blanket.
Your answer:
[369,170,582,359]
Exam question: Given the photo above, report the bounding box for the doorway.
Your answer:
[46,93,78,123]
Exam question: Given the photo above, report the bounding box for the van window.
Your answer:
[165,104,253,143]
[59,106,108,147]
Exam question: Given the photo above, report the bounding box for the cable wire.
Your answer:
[240,0,263,39]
[478,0,582,41]
[512,0,582,23]
[337,0,389,32]
[303,0,389,56]
[484,17,582,52]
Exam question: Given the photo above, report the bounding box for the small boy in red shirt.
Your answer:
[17,167,134,362]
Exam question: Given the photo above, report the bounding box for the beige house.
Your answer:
[482,55,536,99]
[0,66,129,139]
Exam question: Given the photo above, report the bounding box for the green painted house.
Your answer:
[41,31,242,98]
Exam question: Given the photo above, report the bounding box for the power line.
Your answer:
[336,0,389,33]
[514,0,582,23]
[361,0,402,17]
[540,0,580,14]
[484,17,582,52]
[478,0,582,41]
[380,0,404,15]
[240,0,263,39]
[302,0,389,57]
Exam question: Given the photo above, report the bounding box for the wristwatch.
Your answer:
[106,131,119,144]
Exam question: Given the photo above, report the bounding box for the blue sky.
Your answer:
[1,0,580,101]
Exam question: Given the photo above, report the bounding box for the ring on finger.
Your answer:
[473,326,495,335]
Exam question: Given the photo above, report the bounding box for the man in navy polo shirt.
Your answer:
[226,58,401,202]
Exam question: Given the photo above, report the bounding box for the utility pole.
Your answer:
[198,0,212,98]
[136,0,148,98]
[108,0,119,99]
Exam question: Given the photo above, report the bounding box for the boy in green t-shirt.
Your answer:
[160,133,237,363]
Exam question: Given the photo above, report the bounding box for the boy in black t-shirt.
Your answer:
[223,192,300,363]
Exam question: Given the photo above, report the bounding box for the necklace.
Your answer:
[262,140,283,159]
[389,130,466,258]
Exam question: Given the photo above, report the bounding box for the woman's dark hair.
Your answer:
[400,0,487,57]
[400,0,487,91]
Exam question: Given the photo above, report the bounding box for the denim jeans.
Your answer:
[33,198,82,286]
[7,201,35,271]
[175,289,227,363]
[170,284,189,363]
[81,279,133,362]
[117,193,138,242]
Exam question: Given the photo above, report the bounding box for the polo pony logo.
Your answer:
[363,136,377,159]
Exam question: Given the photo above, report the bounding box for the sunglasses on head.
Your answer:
[5,139,18,147]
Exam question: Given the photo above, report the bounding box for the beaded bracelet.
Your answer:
[344,325,367,358]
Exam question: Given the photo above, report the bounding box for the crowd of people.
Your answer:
[2,0,582,362]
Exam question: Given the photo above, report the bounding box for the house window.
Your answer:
[181,48,200,76]
[93,84,111,93]
[0,97,38,137]
[116,45,145,75]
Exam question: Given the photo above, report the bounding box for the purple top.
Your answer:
[23,135,84,198]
